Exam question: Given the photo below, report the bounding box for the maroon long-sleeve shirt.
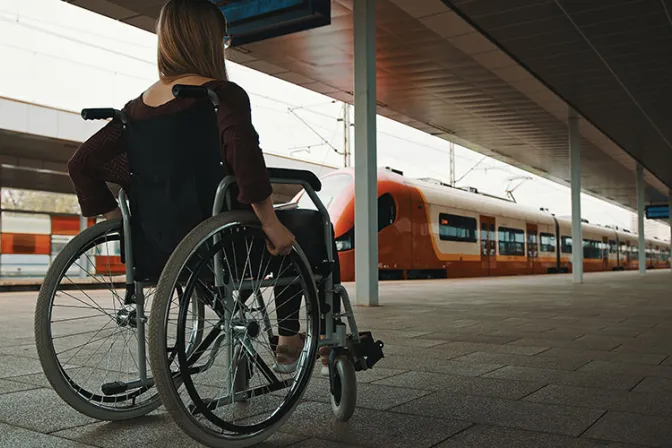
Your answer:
[67,80,273,217]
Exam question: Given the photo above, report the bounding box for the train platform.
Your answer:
[0,277,103,293]
[1,270,671,447]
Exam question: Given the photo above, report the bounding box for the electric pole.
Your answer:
[449,141,455,187]
[343,103,351,168]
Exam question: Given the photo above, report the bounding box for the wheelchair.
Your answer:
[34,85,384,447]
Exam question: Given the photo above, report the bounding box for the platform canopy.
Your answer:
[0,97,331,202]
[65,0,672,211]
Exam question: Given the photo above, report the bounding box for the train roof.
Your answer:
[403,175,557,226]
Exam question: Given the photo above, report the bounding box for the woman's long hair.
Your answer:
[157,0,228,81]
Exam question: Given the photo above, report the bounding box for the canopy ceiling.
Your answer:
[65,0,672,212]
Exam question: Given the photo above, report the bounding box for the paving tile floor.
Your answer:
[1,270,672,447]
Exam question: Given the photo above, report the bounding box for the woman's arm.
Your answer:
[216,82,273,204]
[215,82,294,255]
[251,197,295,256]
[67,119,126,218]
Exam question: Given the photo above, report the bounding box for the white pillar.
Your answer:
[569,108,583,283]
[637,163,646,273]
[353,0,378,306]
[78,215,89,278]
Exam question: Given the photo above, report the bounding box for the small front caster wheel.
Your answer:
[330,356,357,421]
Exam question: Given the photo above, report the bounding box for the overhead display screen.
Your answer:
[214,0,331,47]
[645,204,670,220]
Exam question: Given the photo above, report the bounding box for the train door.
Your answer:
[480,215,496,276]
[616,236,620,268]
[625,241,631,268]
[526,224,538,274]
[602,236,609,270]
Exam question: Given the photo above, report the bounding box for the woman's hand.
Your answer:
[251,196,295,256]
[262,220,295,256]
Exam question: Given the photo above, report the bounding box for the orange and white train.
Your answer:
[296,167,671,281]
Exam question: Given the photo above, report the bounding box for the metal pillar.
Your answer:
[569,108,583,283]
[636,163,646,273]
[353,0,378,306]
[78,215,89,278]
[343,103,351,168]
[449,141,456,187]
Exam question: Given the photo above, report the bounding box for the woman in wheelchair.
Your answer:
[67,0,328,374]
[35,1,382,445]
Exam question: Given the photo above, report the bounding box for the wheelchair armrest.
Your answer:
[273,202,299,211]
[267,168,321,192]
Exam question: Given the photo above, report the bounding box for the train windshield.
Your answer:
[298,173,352,211]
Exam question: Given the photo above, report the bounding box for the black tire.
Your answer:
[330,356,357,422]
[34,219,161,421]
[148,210,320,448]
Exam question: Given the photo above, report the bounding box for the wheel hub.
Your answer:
[232,318,261,339]
[116,307,137,328]
[247,320,260,338]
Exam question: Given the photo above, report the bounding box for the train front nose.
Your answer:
[333,214,355,282]
[294,171,355,281]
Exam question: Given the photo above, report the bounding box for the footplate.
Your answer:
[350,331,384,371]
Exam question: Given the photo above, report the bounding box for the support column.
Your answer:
[569,108,583,283]
[353,0,378,306]
[637,164,646,273]
[78,215,89,278]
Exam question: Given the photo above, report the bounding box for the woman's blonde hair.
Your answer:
[157,0,228,81]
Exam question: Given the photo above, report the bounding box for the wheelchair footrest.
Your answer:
[351,331,384,371]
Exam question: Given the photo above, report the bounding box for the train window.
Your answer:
[583,240,602,259]
[439,213,477,243]
[378,193,396,232]
[498,227,525,256]
[333,193,396,252]
[609,240,617,254]
[540,233,556,253]
[561,236,572,254]
[0,233,51,255]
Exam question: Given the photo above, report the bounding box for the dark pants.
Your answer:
[273,209,341,337]
[224,209,340,337]
[275,239,341,336]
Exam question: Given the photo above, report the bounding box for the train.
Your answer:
[0,212,101,278]
[3,167,668,282]
[295,167,671,281]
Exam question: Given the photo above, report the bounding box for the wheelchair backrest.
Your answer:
[124,101,224,281]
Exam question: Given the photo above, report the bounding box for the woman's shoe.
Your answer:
[273,334,305,374]
[319,346,331,376]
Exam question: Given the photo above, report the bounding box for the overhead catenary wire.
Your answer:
[0,11,155,67]
[0,8,154,50]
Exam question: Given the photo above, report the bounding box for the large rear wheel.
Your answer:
[34,219,161,420]
[148,211,321,447]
